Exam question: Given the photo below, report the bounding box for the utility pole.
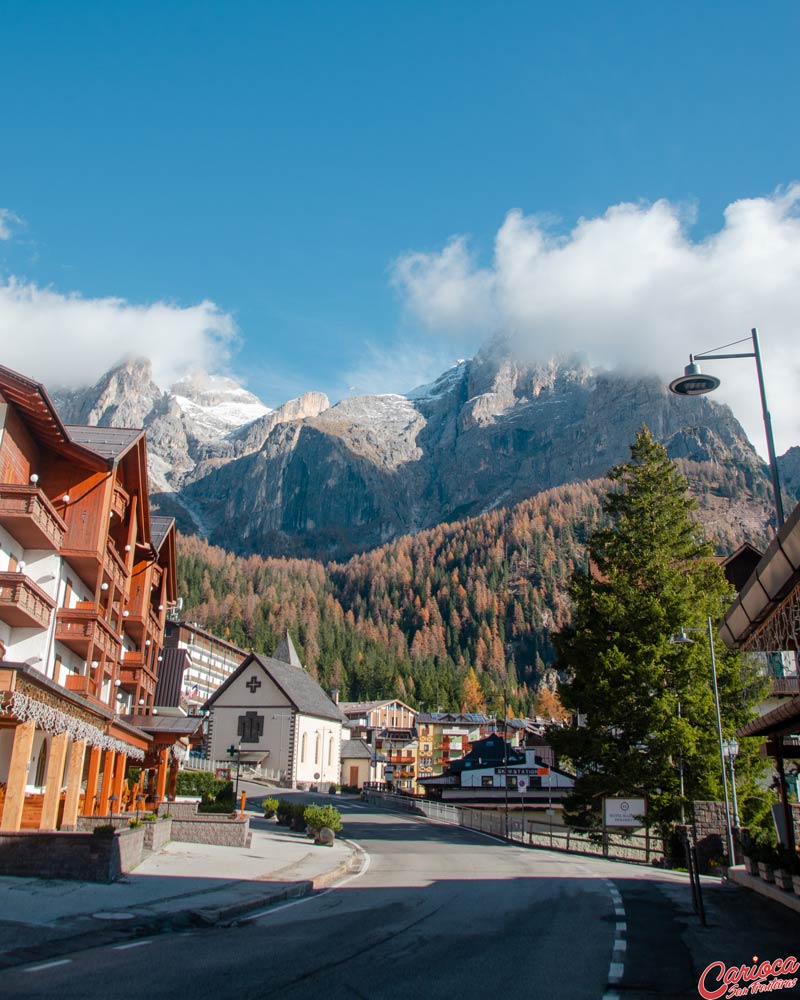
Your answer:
[503,692,509,839]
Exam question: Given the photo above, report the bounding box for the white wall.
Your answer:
[294,713,342,787]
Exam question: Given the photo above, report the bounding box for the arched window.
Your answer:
[301,733,307,763]
[314,734,320,765]
[328,737,333,767]
[35,740,48,787]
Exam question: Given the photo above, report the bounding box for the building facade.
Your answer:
[203,633,345,788]
[162,619,247,714]
[0,365,177,831]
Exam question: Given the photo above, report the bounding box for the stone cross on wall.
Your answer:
[245,676,262,694]
[238,711,264,743]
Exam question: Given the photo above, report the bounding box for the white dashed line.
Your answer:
[113,939,152,950]
[22,959,73,973]
[605,880,626,990]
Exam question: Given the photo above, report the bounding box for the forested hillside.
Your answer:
[177,457,766,716]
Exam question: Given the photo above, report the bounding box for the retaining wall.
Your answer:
[0,826,144,882]
[169,814,251,847]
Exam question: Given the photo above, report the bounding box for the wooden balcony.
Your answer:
[104,542,128,593]
[0,485,67,550]
[771,676,800,697]
[111,482,130,520]
[55,607,120,659]
[119,655,157,695]
[0,571,56,629]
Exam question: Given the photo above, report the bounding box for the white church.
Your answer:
[203,633,346,788]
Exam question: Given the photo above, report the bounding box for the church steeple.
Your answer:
[273,630,302,668]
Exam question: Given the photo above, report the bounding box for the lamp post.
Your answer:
[722,738,741,829]
[669,617,735,866]
[669,328,784,528]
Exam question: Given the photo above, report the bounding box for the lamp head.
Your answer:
[669,361,721,397]
[669,629,695,645]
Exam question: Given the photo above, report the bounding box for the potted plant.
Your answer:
[304,804,343,843]
[262,797,279,819]
[774,848,800,891]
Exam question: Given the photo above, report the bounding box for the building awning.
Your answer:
[737,696,800,739]
[720,501,800,652]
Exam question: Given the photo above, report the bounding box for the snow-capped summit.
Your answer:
[170,372,272,442]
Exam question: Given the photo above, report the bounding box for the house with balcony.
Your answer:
[339,698,416,786]
[415,712,493,792]
[162,619,247,714]
[0,365,177,833]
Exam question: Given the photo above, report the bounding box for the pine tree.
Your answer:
[552,427,765,831]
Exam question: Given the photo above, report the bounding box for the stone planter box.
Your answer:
[792,874,800,896]
[758,862,775,883]
[0,826,144,882]
[743,856,758,875]
[774,868,794,891]
[170,814,251,848]
[142,817,172,852]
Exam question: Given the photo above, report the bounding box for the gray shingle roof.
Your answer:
[340,739,374,760]
[272,631,302,667]
[66,425,143,462]
[204,651,347,723]
[150,515,174,551]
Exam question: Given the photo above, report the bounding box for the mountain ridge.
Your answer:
[50,342,791,560]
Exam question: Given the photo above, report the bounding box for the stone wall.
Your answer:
[157,801,201,820]
[169,814,251,847]
[0,827,144,882]
[143,817,172,852]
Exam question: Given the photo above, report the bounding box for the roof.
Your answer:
[447,734,526,775]
[65,424,143,463]
[340,739,374,760]
[164,620,248,658]
[339,699,416,716]
[119,713,204,738]
[150,515,174,552]
[0,366,108,469]
[737,696,800,739]
[415,712,489,725]
[721,543,764,592]
[203,651,346,723]
[154,648,190,708]
[273,631,302,667]
[720,501,800,651]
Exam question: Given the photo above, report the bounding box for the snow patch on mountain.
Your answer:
[170,372,272,441]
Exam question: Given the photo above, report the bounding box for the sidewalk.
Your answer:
[0,815,360,970]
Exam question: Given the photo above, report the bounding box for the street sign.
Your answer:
[517,777,528,792]
[604,797,646,827]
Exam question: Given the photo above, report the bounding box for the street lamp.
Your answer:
[722,738,740,829]
[669,618,735,866]
[669,327,784,528]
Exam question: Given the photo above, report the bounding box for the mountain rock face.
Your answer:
[52,342,783,560]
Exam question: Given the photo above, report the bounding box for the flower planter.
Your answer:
[774,868,793,891]
[743,856,758,876]
[758,862,775,883]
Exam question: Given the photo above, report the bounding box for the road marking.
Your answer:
[23,959,73,973]
[606,880,626,990]
[239,840,372,923]
[113,939,152,950]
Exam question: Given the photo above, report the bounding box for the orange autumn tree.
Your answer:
[461,667,486,713]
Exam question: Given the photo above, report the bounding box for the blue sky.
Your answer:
[2,1,800,450]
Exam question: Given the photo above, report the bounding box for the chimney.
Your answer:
[330,687,340,705]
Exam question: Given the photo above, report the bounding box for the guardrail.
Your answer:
[361,789,663,865]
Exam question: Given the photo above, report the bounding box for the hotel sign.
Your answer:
[604,797,646,827]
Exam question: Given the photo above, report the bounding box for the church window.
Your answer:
[314,734,320,765]
[301,733,307,763]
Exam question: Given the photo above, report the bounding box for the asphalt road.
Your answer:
[4,790,800,1000]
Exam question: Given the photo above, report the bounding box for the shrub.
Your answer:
[262,797,279,817]
[141,812,158,823]
[176,771,233,804]
[128,818,142,829]
[276,798,293,825]
[291,802,308,831]
[92,824,115,837]
[328,784,339,795]
[198,800,237,814]
[304,804,343,834]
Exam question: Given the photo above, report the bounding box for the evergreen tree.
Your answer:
[552,427,765,832]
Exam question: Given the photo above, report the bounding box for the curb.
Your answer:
[0,842,362,969]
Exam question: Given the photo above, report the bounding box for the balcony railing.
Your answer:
[0,571,56,629]
[104,542,128,593]
[771,676,800,697]
[0,485,67,550]
[111,482,130,520]
[56,607,120,659]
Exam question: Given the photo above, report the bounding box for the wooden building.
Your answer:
[0,365,177,831]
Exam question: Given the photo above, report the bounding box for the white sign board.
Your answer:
[517,777,528,792]
[604,797,646,827]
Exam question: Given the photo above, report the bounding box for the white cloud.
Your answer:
[391,188,800,454]
[0,209,21,241]
[340,337,460,401]
[0,277,238,390]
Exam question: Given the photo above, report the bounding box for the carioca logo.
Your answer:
[698,955,799,998]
